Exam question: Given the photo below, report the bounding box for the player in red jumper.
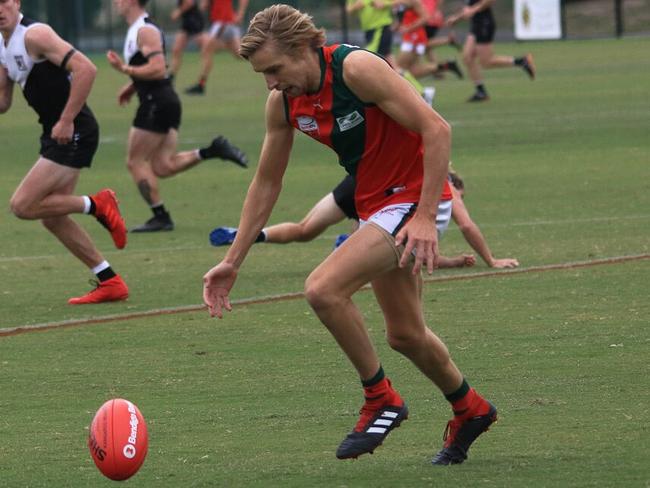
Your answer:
[185,0,249,95]
[203,5,496,464]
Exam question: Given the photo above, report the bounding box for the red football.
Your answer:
[88,398,148,481]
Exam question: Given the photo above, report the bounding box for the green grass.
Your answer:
[1,38,649,486]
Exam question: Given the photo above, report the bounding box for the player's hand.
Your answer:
[395,212,439,275]
[106,50,125,73]
[463,254,476,267]
[203,261,238,318]
[491,258,519,269]
[117,84,135,106]
[51,118,73,144]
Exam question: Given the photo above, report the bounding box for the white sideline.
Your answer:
[1,253,648,337]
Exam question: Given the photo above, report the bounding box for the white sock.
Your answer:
[91,260,110,275]
[82,195,92,214]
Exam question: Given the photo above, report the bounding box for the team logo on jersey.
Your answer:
[296,115,319,133]
[336,111,364,132]
[14,55,27,71]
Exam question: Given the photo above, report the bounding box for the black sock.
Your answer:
[444,378,470,403]
[96,266,116,282]
[88,198,97,216]
[255,231,266,243]
[198,145,212,160]
[361,366,385,387]
[476,84,487,95]
[514,57,525,66]
[152,203,168,218]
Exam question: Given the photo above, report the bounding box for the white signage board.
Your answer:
[514,0,562,40]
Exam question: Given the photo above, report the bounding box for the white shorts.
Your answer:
[359,200,452,237]
[400,41,426,55]
[209,22,241,42]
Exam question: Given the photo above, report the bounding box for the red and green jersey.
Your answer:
[283,44,450,220]
[210,0,234,22]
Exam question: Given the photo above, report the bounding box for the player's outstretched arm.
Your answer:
[25,24,97,144]
[204,90,294,317]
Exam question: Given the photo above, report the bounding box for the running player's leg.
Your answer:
[305,223,409,459]
[186,27,221,94]
[476,43,535,79]
[127,127,167,206]
[11,158,87,219]
[170,30,189,78]
[462,34,490,101]
[476,42,514,69]
[462,34,481,84]
[371,263,496,464]
[305,223,399,378]
[11,158,128,303]
[373,265,463,391]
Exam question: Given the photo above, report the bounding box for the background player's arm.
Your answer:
[107,27,167,80]
[346,0,365,14]
[25,24,97,143]
[343,50,450,273]
[451,186,518,268]
[447,0,494,24]
[0,66,14,114]
[234,0,249,24]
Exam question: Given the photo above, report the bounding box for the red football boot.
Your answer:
[68,275,129,305]
[92,189,127,249]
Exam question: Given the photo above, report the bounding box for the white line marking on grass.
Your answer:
[1,253,648,337]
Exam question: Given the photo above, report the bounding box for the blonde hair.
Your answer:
[240,4,326,59]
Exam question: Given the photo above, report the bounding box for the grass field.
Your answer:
[0,37,649,486]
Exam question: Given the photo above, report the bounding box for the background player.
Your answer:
[210,172,517,268]
[108,0,248,232]
[185,0,249,95]
[169,0,208,81]
[0,0,128,304]
[445,0,535,101]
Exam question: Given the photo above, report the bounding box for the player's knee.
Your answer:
[153,163,174,178]
[478,56,492,68]
[296,224,319,242]
[9,195,34,219]
[386,329,423,354]
[304,274,339,311]
[462,52,473,66]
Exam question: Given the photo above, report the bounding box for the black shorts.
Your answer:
[40,115,99,168]
[133,87,182,134]
[471,16,496,44]
[425,25,439,39]
[364,25,393,57]
[181,11,204,35]
[332,174,358,220]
